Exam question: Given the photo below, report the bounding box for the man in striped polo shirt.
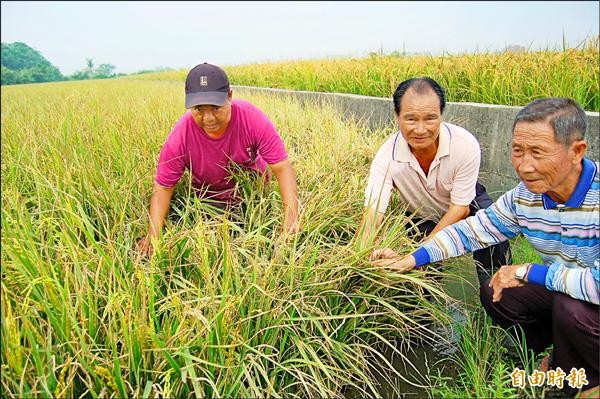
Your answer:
[370,97,599,396]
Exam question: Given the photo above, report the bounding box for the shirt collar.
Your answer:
[437,123,451,158]
[542,158,597,209]
[392,123,451,162]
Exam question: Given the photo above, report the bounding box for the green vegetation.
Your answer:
[133,39,599,111]
[1,42,125,85]
[431,308,555,399]
[2,79,456,397]
[1,42,63,85]
[69,58,119,81]
[511,236,543,265]
[428,239,548,399]
[128,66,175,76]
[1,64,575,396]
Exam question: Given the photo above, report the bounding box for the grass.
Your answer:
[511,236,544,265]
[429,307,561,399]
[1,79,457,397]
[425,238,555,399]
[1,74,565,398]
[131,39,600,111]
[430,309,519,398]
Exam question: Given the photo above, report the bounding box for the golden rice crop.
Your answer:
[134,44,599,111]
[1,79,455,397]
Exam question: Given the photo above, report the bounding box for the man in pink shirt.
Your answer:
[137,63,299,256]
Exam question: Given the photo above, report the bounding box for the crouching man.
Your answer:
[370,98,599,397]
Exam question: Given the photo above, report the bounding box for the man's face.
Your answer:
[511,120,583,198]
[396,88,442,152]
[190,92,233,136]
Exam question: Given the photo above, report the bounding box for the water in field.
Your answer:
[346,259,480,398]
[343,305,465,398]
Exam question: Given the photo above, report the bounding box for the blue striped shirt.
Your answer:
[412,158,600,304]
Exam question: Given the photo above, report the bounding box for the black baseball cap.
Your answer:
[185,63,230,108]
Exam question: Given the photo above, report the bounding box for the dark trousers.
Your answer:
[480,283,600,393]
[406,182,512,287]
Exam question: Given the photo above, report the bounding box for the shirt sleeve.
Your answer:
[253,109,288,165]
[155,130,186,188]
[528,261,600,304]
[419,188,520,261]
[450,137,481,206]
[415,184,600,305]
[364,137,395,214]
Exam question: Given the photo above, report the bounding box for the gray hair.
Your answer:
[512,98,587,146]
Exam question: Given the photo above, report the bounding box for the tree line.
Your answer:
[1,42,171,85]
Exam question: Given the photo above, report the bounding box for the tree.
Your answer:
[94,63,116,78]
[69,61,116,80]
[85,58,94,79]
[1,66,17,85]
[1,42,64,85]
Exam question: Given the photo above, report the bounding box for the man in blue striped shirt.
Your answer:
[370,98,599,396]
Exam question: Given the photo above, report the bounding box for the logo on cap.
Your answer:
[200,76,208,86]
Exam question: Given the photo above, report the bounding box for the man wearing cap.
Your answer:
[137,63,299,256]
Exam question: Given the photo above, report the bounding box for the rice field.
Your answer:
[132,42,600,112]
[1,79,460,397]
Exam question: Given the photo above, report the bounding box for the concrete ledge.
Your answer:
[233,85,600,199]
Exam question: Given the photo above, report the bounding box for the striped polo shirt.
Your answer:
[412,158,600,304]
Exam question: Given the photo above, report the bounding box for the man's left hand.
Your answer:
[489,264,526,302]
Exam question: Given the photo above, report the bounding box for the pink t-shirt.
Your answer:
[155,99,288,203]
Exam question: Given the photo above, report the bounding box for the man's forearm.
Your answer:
[147,184,175,238]
[419,197,517,265]
[426,203,470,239]
[358,207,384,249]
[147,207,167,238]
[270,160,299,232]
[281,187,299,231]
[529,262,600,305]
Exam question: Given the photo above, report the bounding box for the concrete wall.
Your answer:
[233,85,600,199]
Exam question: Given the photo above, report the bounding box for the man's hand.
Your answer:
[284,212,301,235]
[281,219,301,241]
[136,236,154,257]
[371,256,416,273]
[270,159,300,237]
[138,183,175,258]
[369,248,416,273]
[369,247,399,261]
[489,264,527,302]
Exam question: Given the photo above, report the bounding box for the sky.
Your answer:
[1,1,599,76]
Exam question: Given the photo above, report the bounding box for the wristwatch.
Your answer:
[515,264,531,283]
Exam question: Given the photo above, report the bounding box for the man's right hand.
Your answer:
[136,236,154,257]
[369,247,399,261]
[369,248,417,273]
[137,183,175,258]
